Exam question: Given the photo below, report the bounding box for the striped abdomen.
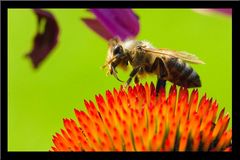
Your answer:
[166,58,201,88]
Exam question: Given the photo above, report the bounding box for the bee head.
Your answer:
[102,41,127,82]
[112,44,124,57]
[106,44,125,82]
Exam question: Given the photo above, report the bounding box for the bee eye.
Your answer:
[113,45,123,56]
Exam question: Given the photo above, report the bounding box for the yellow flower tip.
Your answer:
[51,82,232,151]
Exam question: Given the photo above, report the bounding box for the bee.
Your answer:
[102,37,205,94]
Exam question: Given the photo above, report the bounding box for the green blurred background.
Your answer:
[8,9,232,151]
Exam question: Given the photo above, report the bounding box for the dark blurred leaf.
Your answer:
[26,9,59,68]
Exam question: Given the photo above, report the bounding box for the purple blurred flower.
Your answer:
[82,9,140,41]
[211,9,232,16]
[27,9,139,69]
[26,9,59,68]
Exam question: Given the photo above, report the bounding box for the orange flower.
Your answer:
[51,83,232,151]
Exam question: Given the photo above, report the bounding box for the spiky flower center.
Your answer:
[51,83,232,152]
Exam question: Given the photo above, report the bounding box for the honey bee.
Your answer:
[103,37,205,94]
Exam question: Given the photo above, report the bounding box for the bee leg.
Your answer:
[124,67,140,89]
[155,58,168,96]
[134,76,139,84]
[156,78,166,96]
[111,65,124,82]
[110,60,124,82]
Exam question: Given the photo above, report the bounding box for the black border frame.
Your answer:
[1,1,239,160]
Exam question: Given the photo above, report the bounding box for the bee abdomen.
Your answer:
[167,58,201,88]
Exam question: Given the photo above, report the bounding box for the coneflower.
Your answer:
[51,83,232,152]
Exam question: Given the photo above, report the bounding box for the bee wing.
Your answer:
[144,48,205,64]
